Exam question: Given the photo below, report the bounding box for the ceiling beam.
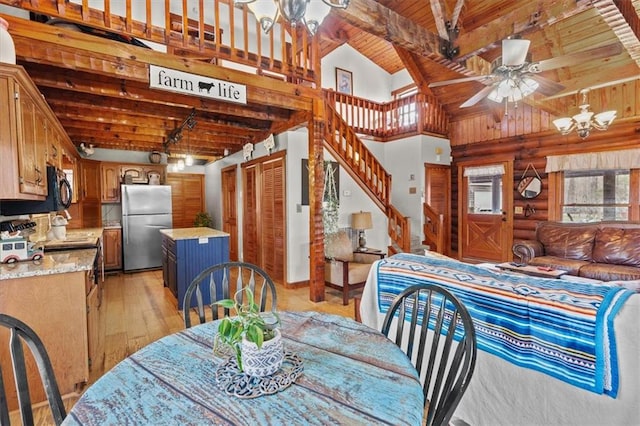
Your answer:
[393,46,435,95]
[334,0,441,59]
[455,0,592,61]
[597,0,640,68]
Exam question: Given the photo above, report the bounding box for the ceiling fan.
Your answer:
[428,38,622,108]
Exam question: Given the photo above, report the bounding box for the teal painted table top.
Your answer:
[63,311,423,426]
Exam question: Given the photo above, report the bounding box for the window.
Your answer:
[468,175,503,214]
[561,169,630,222]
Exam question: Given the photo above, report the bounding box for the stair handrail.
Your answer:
[423,203,444,254]
[387,204,411,253]
[323,100,391,211]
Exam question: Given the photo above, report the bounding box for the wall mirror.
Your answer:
[517,176,542,199]
[517,163,542,199]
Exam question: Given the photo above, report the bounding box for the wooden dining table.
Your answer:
[62,311,424,425]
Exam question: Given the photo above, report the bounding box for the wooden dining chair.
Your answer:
[183,261,278,328]
[0,314,66,426]
[381,284,477,426]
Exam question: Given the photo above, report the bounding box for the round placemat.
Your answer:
[215,351,304,399]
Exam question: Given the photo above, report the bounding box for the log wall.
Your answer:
[450,117,640,254]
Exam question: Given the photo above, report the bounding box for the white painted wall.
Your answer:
[321,44,392,102]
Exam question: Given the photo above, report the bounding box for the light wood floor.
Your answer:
[17,269,358,425]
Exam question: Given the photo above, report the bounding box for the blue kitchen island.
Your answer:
[160,227,229,309]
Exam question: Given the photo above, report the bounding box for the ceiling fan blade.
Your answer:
[460,85,496,108]
[530,75,565,96]
[534,42,623,72]
[502,39,530,66]
[428,75,492,88]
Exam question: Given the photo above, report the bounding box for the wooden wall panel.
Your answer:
[450,119,640,256]
[166,173,205,229]
[450,82,640,146]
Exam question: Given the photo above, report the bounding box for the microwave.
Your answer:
[1,166,73,215]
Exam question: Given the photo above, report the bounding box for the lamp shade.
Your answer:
[351,211,372,230]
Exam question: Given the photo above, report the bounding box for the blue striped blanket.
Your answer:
[375,253,634,396]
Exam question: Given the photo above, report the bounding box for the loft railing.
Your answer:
[327,90,448,139]
[2,0,318,86]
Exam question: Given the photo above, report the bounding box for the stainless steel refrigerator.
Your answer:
[121,184,173,272]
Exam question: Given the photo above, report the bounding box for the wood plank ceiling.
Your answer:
[2,0,640,161]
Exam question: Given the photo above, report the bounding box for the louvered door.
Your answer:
[242,164,259,265]
[261,157,285,281]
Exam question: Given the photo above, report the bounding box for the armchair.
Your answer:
[324,230,385,305]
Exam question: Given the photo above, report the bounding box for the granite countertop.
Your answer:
[102,221,122,229]
[159,227,229,240]
[43,227,103,249]
[0,248,98,280]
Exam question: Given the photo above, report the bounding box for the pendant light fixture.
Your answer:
[234,0,350,35]
[552,89,616,139]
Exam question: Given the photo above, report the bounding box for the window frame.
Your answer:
[549,169,640,222]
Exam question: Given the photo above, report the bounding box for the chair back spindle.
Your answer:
[381,284,477,426]
[0,314,66,426]
[183,262,277,328]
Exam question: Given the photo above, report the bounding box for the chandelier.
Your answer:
[552,90,616,139]
[234,0,350,35]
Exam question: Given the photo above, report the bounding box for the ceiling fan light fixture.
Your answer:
[553,90,617,139]
[502,39,531,66]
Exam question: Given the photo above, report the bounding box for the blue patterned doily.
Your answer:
[215,351,304,399]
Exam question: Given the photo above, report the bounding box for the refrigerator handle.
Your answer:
[124,216,129,244]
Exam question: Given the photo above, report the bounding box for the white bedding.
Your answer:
[360,260,640,426]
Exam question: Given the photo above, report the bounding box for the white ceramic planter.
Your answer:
[0,17,16,65]
[240,328,284,377]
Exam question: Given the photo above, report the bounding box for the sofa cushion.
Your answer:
[578,263,640,282]
[592,228,640,267]
[529,256,590,275]
[536,223,597,260]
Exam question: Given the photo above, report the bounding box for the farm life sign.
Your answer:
[149,65,247,105]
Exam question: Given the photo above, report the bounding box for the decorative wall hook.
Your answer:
[243,142,254,161]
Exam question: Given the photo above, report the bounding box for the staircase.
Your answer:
[323,94,411,253]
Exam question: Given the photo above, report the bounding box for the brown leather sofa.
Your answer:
[512,221,640,281]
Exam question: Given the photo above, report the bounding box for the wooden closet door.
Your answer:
[242,165,259,265]
[166,173,205,228]
[261,157,285,281]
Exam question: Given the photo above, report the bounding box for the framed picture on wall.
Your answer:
[336,67,353,95]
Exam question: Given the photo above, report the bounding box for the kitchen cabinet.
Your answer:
[86,268,105,373]
[0,64,77,201]
[121,164,166,184]
[45,124,62,169]
[162,235,177,298]
[0,269,90,410]
[103,228,122,271]
[160,228,229,309]
[80,160,102,227]
[101,163,121,203]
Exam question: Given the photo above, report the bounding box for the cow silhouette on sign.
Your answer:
[198,81,215,93]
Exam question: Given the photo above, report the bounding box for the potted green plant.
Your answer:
[214,288,283,376]
[194,211,213,228]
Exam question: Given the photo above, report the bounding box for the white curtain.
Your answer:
[463,164,505,177]
[546,149,640,172]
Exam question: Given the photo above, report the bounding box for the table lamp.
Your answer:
[351,211,373,251]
